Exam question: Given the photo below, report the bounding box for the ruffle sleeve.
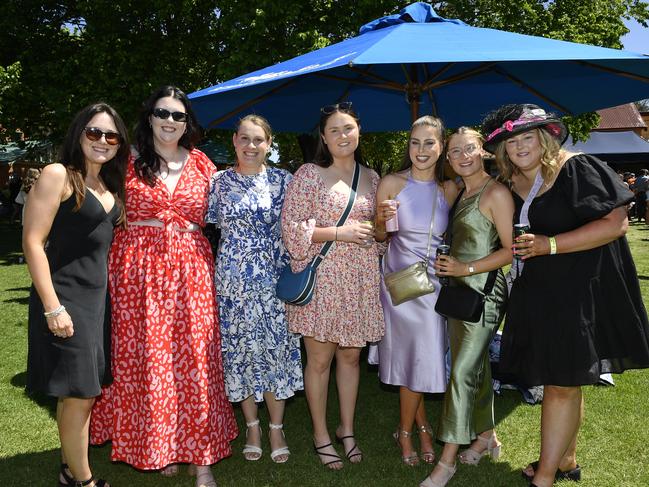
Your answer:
[192,149,217,179]
[561,154,634,223]
[281,163,319,263]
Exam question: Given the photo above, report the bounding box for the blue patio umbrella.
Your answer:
[189,2,649,132]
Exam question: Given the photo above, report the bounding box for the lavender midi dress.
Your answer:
[369,176,449,393]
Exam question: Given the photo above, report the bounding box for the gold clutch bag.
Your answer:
[383,260,435,306]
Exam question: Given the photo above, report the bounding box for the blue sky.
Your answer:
[622,18,649,54]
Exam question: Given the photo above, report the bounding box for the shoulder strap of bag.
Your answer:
[444,186,498,296]
[311,162,360,270]
[422,183,439,264]
[384,181,439,271]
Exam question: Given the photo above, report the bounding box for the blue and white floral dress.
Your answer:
[206,166,303,403]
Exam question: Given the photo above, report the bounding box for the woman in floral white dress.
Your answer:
[207,115,303,464]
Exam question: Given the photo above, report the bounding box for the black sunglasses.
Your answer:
[321,101,353,115]
[84,127,122,146]
[152,107,188,122]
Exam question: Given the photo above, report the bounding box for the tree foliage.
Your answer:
[1,0,648,170]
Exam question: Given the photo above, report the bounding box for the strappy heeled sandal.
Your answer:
[242,419,263,461]
[73,476,109,487]
[160,463,179,477]
[417,423,436,464]
[419,460,456,487]
[313,441,343,469]
[392,429,419,466]
[521,460,581,482]
[188,464,217,487]
[335,433,363,463]
[458,432,502,465]
[269,423,290,464]
[58,463,74,487]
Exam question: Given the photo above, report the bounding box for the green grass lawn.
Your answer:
[1,219,649,486]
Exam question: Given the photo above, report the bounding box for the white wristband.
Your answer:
[44,305,66,318]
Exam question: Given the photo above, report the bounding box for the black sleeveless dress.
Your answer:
[500,155,649,386]
[27,191,118,398]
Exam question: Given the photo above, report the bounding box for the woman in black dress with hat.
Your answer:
[23,103,128,487]
[482,104,649,487]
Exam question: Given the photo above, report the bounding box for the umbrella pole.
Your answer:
[408,64,420,123]
[410,99,420,124]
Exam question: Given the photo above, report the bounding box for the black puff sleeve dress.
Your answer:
[500,154,649,387]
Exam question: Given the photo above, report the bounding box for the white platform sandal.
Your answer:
[242,419,263,461]
[269,423,290,463]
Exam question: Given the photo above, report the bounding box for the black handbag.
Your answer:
[434,189,498,323]
[435,272,498,323]
[276,162,360,305]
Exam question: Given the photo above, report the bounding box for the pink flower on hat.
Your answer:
[503,121,514,132]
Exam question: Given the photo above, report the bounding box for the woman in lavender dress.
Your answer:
[371,116,458,466]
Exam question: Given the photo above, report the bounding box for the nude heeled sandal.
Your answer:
[458,432,502,465]
[417,423,436,464]
[269,423,290,463]
[242,419,263,461]
[392,429,419,466]
[420,460,457,487]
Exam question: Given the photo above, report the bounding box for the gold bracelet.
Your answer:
[549,236,557,255]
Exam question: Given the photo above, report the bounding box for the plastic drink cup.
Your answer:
[385,200,399,232]
[362,220,374,247]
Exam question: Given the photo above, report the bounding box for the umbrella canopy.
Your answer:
[189,2,649,132]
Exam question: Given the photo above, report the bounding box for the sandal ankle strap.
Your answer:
[246,419,260,428]
[269,423,284,430]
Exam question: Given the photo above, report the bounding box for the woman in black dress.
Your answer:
[482,104,649,487]
[24,103,128,487]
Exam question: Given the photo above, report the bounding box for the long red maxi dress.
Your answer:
[90,149,237,469]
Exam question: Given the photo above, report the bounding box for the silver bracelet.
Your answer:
[44,305,66,318]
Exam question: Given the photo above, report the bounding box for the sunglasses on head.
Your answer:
[321,101,353,115]
[152,107,188,122]
[84,127,122,146]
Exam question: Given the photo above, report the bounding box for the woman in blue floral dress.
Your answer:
[206,115,303,464]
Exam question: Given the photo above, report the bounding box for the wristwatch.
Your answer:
[467,264,475,275]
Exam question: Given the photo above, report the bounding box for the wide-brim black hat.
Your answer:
[482,104,568,154]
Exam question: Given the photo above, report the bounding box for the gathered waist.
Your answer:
[128,219,200,232]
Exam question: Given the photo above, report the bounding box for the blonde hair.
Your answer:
[447,126,484,146]
[494,128,564,182]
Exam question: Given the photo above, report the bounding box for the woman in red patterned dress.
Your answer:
[90,86,237,487]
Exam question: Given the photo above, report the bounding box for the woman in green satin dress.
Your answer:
[420,127,514,487]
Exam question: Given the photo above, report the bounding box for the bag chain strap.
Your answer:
[384,181,438,272]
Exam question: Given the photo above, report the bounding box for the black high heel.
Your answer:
[335,433,363,463]
[58,463,73,487]
[313,441,343,469]
[522,460,581,482]
[74,476,109,487]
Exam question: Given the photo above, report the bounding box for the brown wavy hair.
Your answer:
[401,115,446,183]
[58,102,129,225]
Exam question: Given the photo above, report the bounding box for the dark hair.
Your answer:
[59,102,129,224]
[134,85,201,186]
[401,115,446,183]
[312,105,364,167]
